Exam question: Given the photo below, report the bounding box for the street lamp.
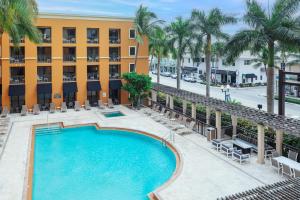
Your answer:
[221,84,231,102]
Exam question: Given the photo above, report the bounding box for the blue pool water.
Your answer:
[33,126,176,200]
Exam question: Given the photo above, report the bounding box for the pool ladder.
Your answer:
[35,126,61,135]
[162,131,175,147]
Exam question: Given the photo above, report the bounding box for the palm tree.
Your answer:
[0,0,41,45]
[211,41,225,84]
[167,17,201,89]
[148,27,169,84]
[191,9,237,98]
[225,0,300,114]
[133,5,161,68]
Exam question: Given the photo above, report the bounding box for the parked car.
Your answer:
[171,74,177,79]
[162,72,171,77]
[184,76,196,83]
[152,71,157,75]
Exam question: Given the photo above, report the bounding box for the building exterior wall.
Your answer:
[0,13,149,110]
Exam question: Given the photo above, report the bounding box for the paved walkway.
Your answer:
[0,106,284,200]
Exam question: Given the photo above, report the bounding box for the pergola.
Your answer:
[151,83,300,164]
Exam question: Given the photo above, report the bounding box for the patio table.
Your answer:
[233,139,252,154]
[273,156,300,171]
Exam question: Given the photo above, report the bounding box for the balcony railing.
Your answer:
[63,55,76,62]
[109,55,120,62]
[42,36,51,43]
[109,37,120,44]
[10,76,25,84]
[87,56,99,62]
[38,55,51,63]
[63,37,76,43]
[87,38,99,44]
[87,73,99,80]
[37,75,51,83]
[109,72,120,79]
[63,75,76,82]
[10,55,25,63]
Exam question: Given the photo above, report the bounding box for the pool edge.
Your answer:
[25,122,183,200]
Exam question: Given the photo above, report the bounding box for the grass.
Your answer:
[275,95,300,105]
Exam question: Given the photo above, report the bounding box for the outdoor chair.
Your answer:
[21,105,28,116]
[288,150,298,161]
[212,139,222,151]
[85,100,91,110]
[294,169,300,178]
[107,98,114,109]
[271,158,282,174]
[151,108,165,120]
[282,163,293,178]
[220,143,235,158]
[1,106,9,118]
[232,150,250,164]
[176,121,196,135]
[98,100,105,109]
[74,101,81,111]
[155,111,169,123]
[49,103,55,113]
[33,104,40,115]
[61,102,67,112]
[271,150,280,158]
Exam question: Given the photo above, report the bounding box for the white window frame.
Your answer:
[129,63,136,72]
[129,46,136,56]
[129,29,136,39]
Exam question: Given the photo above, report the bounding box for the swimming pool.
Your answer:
[103,111,125,118]
[32,126,177,200]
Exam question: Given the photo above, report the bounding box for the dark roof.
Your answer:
[211,70,236,75]
[244,73,257,79]
[152,83,300,136]
[218,178,300,200]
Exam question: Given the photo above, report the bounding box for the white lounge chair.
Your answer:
[74,101,81,111]
[85,100,91,110]
[61,102,67,112]
[98,100,105,109]
[49,103,55,113]
[176,121,196,135]
[1,106,9,118]
[107,98,114,109]
[33,104,40,115]
[21,105,28,116]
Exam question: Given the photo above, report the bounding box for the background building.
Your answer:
[0,13,149,112]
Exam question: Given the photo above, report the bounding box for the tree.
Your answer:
[149,27,169,84]
[133,5,161,68]
[211,41,225,84]
[191,9,236,97]
[122,72,152,108]
[167,17,201,89]
[0,0,41,45]
[225,0,300,114]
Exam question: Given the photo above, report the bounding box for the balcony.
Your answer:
[109,65,120,79]
[10,47,25,64]
[10,38,24,44]
[10,75,25,84]
[87,66,99,81]
[63,28,76,43]
[39,27,51,43]
[63,66,76,82]
[109,47,120,62]
[37,67,51,83]
[87,47,99,62]
[37,47,51,63]
[63,47,76,62]
[109,29,120,44]
[10,67,25,84]
[87,28,99,44]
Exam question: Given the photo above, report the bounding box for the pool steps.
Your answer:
[35,126,61,135]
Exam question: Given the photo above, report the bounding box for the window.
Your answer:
[109,29,120,44]
[260,75,263,80]
[10,67,25,84]
[63,47,76,62]
[87,28,99,44]
[201,58,205,62]
[244,60,251,65]
[63,28,76,43]
[87,65,99,80]
[37,66,51,82]
[87,47,99,62]
[129,29,136,39]
[63,66,76,82]
[129,46,136,56]
[37,47,51,63]
[109,64,120,79]
[38,27,51,43]
[188,58,191,63]
[129,63,136,72]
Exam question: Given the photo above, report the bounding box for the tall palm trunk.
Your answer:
[205,35,212,124]
[134,43,140,68]
[176,57,181,89]
[157,56,161,84]
[149,54,154,71]
[267,41,275,114]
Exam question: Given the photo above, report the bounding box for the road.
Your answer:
[150,74,300,119]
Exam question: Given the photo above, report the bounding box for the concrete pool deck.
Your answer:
[0,105,284,200]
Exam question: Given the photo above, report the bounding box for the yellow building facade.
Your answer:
[0,13,149,112]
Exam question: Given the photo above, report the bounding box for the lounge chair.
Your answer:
[232,150,250,164]
[0,107,9,118]
[151,108,166,119]
[74,101,80,111]
[288,150,298,161]
[85,100,91,110]
[175,121,196,135]
[49,103,55,113]
[220,143,234,158]
[33,104,40,115]
[294,169,300,178]
[282,163,293,178]
[107,98,114,109]
[21,105,28,116]
[61,102,67,112]
[98,100,105,109]
[271,158,282,174]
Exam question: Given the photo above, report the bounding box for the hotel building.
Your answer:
[0,13,149,113]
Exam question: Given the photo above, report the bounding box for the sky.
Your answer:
[37,0,276,34]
